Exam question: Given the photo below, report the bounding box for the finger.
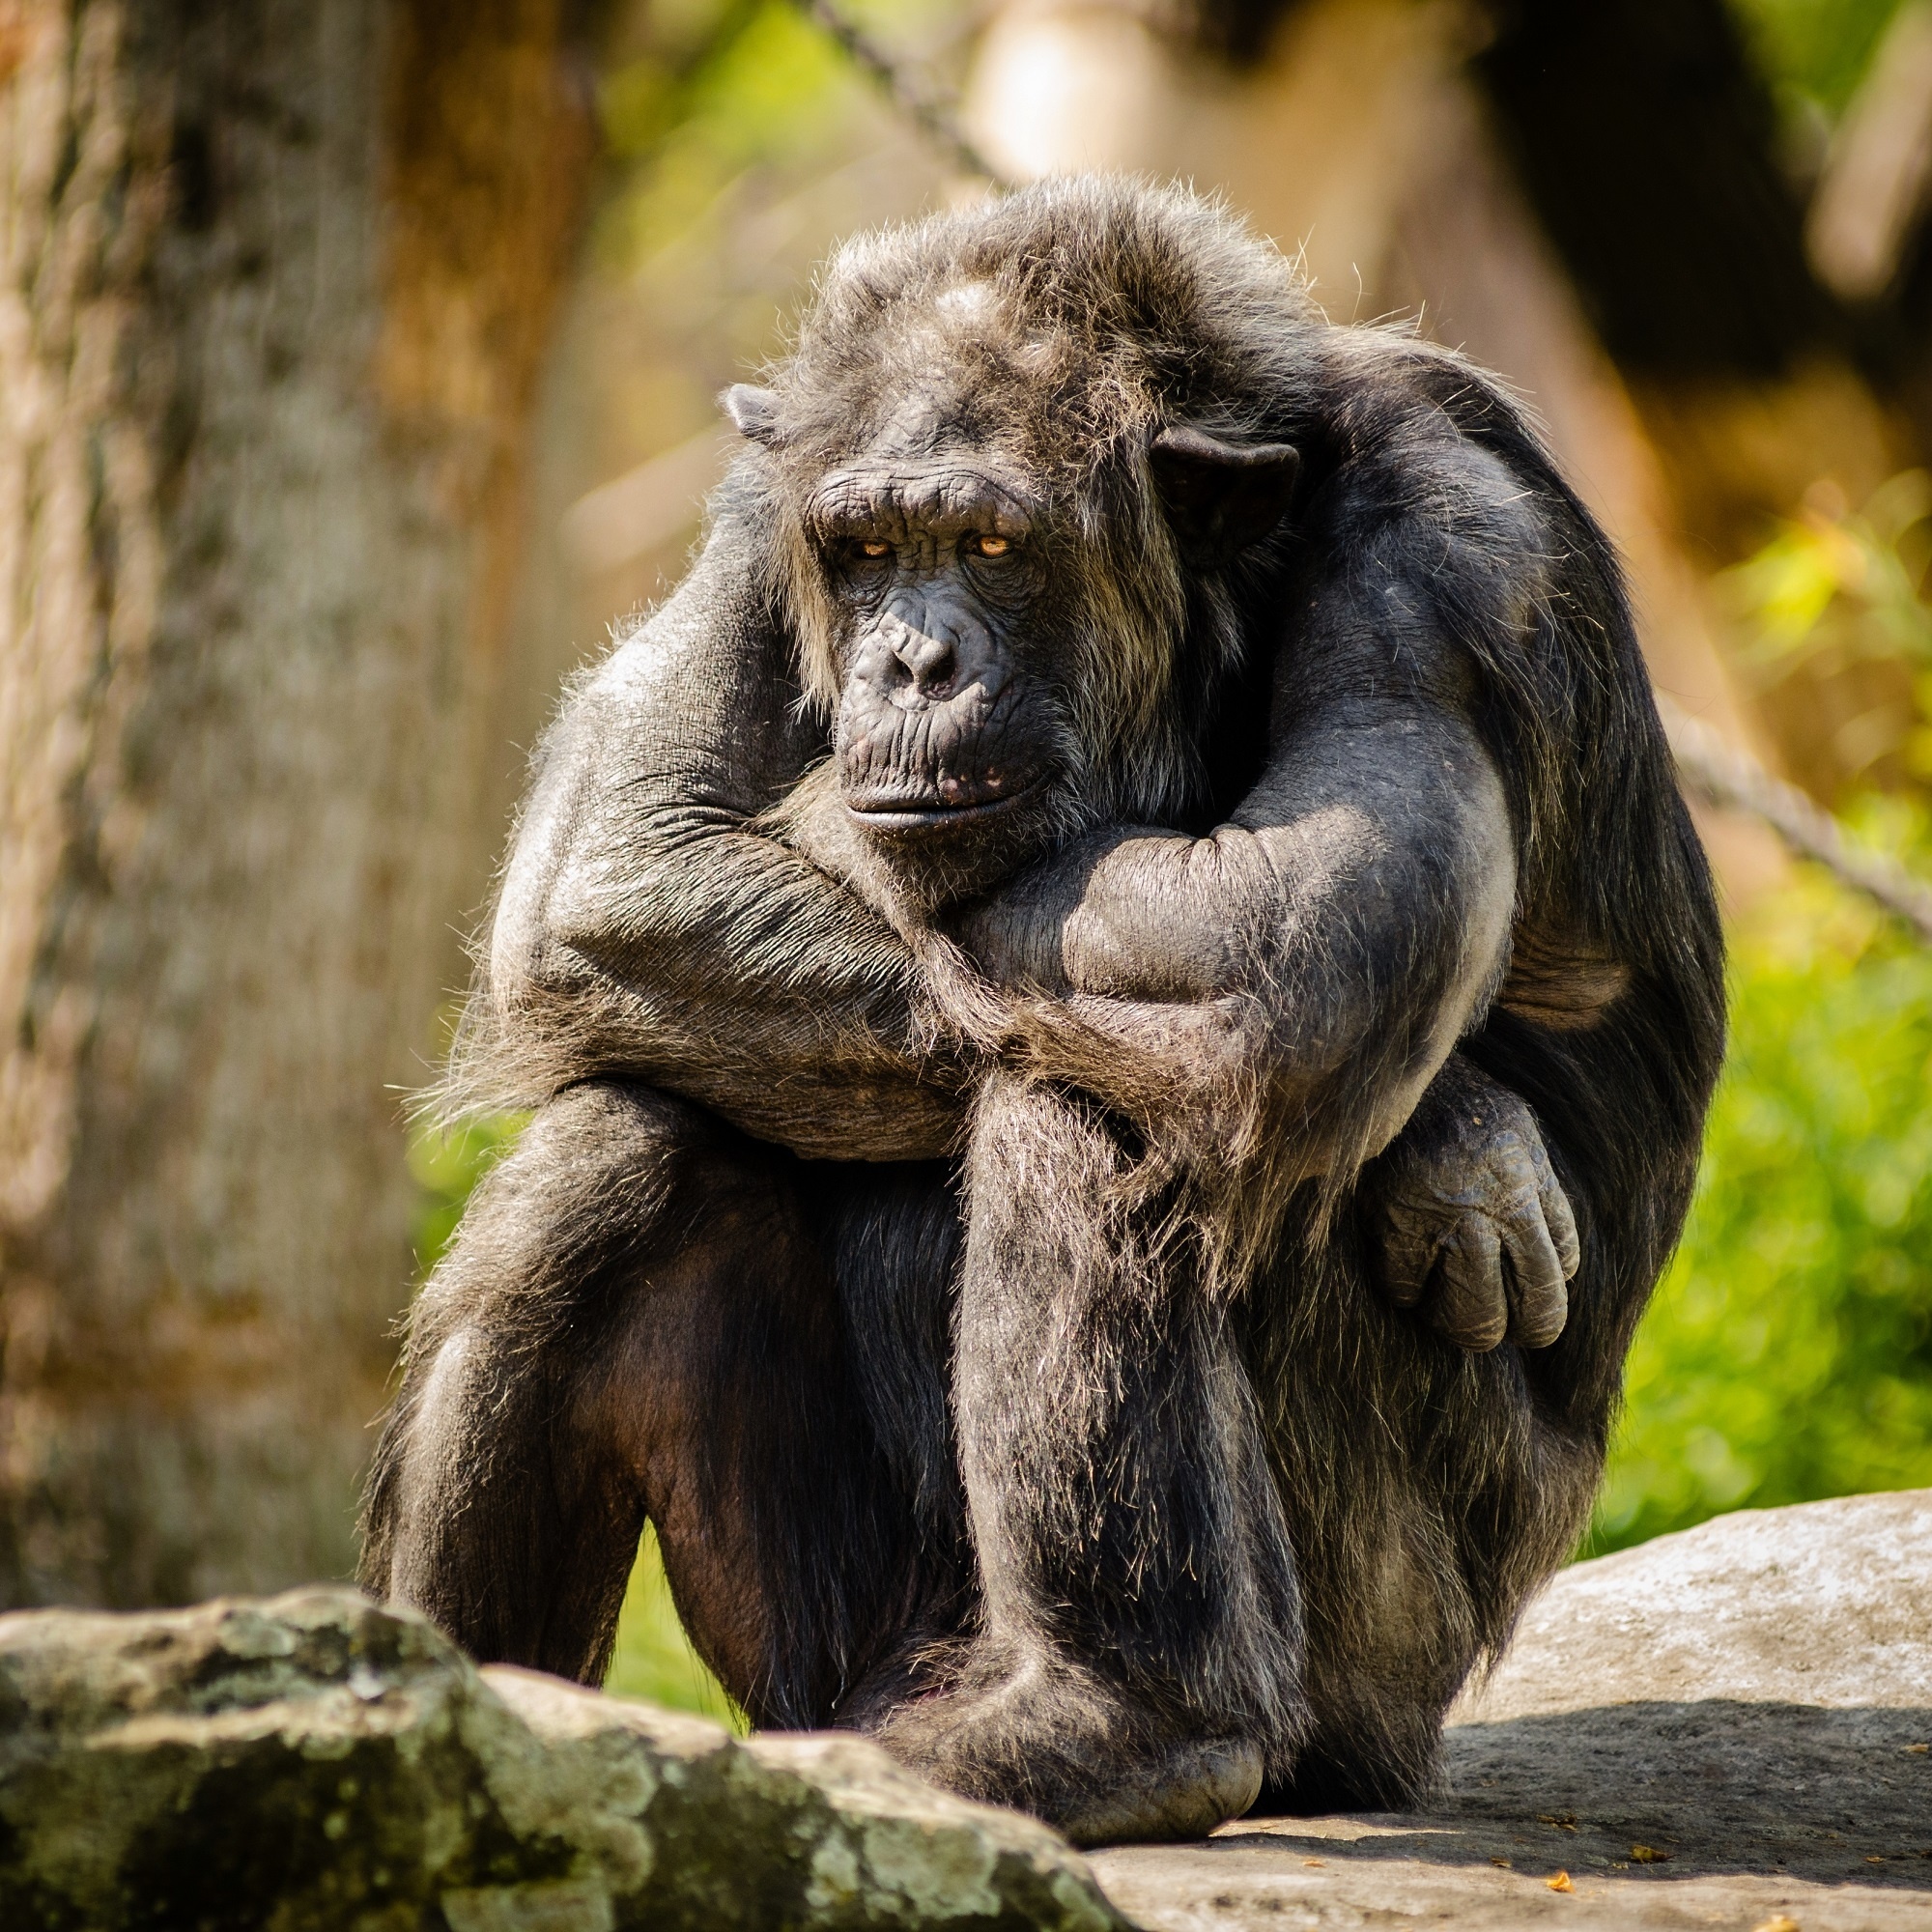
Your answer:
[1499,1193,1569,1349]
[1524,1132,1581,1281]
[1431,1217,1507,1351]
[1377,1200,1444,1308]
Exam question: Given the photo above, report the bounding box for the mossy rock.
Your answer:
[0,1587,1128,1931]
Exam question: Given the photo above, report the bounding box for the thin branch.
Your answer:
[794,0,1007,184]
[1661,697,1932,943]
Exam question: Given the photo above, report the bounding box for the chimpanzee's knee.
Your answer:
[361,1083,930,1718]
[359,1081,784,1680]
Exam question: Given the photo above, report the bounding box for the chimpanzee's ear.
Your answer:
[1150,425,1300,564]
[723,384,783,445]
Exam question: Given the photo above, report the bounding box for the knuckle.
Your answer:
[1436,1310,1506,1351]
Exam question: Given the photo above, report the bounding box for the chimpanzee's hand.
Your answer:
[1366,1056,1579,1350]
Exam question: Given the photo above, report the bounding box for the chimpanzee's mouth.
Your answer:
[844,773,1052,834]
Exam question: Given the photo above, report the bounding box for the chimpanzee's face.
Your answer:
[724,371,1299,887]
[810,453,1071,867]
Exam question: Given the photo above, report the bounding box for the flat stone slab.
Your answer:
[1092,1491,1932,1930]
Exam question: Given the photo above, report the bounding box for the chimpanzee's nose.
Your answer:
[881,616,957,696]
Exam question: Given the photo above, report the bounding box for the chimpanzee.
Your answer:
[362,179,1723,1845]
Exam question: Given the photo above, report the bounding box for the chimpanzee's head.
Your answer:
[724,182,1307,893]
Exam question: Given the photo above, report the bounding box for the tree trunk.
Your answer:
[0,0,595,1606]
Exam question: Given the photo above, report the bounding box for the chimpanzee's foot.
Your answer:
[833,1623,972,1734]
[1054,1734,1263,1846]
[867,1659,1264,1845]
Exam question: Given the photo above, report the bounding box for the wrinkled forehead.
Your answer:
[790,272,1084,534]
[806,454,1037,541]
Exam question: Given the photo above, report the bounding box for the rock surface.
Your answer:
[1094,1490,1932,1930]
[3,1494,1927,1930]
[0,1587,1123,1931]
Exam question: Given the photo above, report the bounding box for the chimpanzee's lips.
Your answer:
[844,773,1051,833]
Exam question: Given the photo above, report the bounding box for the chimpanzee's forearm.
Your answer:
[955,696,1516,1183]
[480,522,966,1160]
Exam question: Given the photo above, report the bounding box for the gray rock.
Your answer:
[0,1587,1125,1931]
[8,1496,1929,1929]
[1093,1491,1932,1930]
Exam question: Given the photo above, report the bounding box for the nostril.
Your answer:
[918,643,957,693]
[888,632,957,696]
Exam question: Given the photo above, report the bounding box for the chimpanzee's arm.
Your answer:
[990,686,1513,1151]
[960,582,1520,1178]
[957,694,1577,1347]
[954,428,1580,1338]
[481,516,964,1161]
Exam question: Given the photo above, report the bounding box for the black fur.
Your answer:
[362,180,1723,1844]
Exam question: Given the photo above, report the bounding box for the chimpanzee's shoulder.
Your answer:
[1271,326,1542,459]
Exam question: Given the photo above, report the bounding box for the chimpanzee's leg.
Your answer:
[360,1081,931,1725]
[1241,1217,1601,1814]
[813,1161,979,1723]
[869,1072,1307,1844]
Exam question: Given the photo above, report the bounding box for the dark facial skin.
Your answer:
[816,459,1066,882]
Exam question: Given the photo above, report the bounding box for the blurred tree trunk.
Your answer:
[0,0,597,1606]
[1476,0,1917,805]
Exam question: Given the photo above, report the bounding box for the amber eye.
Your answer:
[970,533,1011,557]
[852,538,893,561]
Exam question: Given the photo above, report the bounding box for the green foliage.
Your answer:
[1594,469,1932,1552]
[407,1113,530,1276]
[1591,812,1932,1551]
[606,1525,743,1726]
[593,0,961,277]
[1720,473,1932,669]
[598,0,854,267]
[1716,470,1932,782]
[1731,0,1907,116]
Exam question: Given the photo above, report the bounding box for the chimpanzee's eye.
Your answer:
[968,533,1012,558]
